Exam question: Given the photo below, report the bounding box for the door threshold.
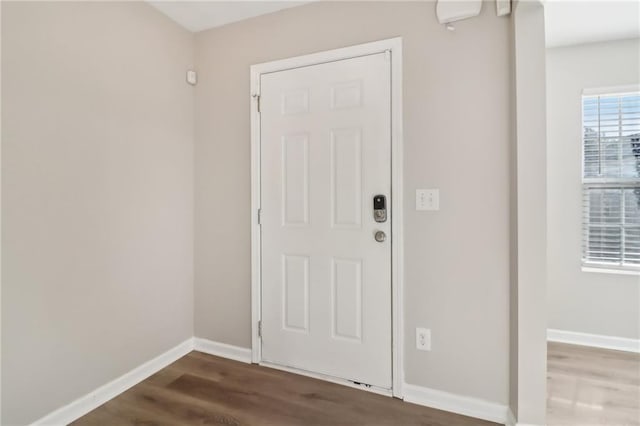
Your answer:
[258,360,394,397]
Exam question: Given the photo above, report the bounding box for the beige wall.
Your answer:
[195,1,512,405]
[547,38,640,340]
[1,2,194,424]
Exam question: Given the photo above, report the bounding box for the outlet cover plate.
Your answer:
[416,327,431,351]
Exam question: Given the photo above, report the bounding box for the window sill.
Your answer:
[581,265,640,276]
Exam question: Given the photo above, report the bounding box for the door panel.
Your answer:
[331,128,362,228]
[283,255,309,333]
[332,257,363,341]
[281,134,309,226]
[260,52,391,389]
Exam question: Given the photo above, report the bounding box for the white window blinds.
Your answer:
[582,92,640,269]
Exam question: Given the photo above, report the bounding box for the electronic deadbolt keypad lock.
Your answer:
[373,195,387,223]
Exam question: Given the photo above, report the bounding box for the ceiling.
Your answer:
[545,0,640,48]
[147,1,311,33]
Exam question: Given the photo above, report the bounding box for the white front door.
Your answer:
[260,52,392,389]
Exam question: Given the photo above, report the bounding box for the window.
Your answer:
[582,90,640,271]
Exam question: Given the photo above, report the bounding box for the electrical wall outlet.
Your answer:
[416,327,431,351]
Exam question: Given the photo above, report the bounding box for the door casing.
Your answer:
[250,37,404,398]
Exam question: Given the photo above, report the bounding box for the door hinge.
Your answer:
[384,49,391,62]
[258,320,262,338]
[253,94,261,113]
[257,208,262,225]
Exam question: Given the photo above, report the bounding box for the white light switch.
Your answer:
[416,189,439,211]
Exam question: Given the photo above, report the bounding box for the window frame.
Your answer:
[581,86,640,273]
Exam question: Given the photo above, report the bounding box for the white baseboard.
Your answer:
[548,329,640,353]
[403,383,510,425]
[193,337,252,363]
[30,338,194,426]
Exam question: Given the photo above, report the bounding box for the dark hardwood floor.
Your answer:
[73,351,497,426]
[547,342,640,425]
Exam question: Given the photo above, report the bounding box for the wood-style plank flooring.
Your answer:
[547,342,640,425]
[74,351,496,426]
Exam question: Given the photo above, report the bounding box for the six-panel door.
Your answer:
[260,52,392,389]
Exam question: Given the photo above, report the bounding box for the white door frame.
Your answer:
[250,37,404,398]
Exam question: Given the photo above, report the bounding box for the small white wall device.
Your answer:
[496,0,511,17]
[186,70,197,86]
[436,0,482,24]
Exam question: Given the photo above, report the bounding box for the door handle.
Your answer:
[374,230,386,242]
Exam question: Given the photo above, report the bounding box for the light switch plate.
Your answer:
[416,189,439,211]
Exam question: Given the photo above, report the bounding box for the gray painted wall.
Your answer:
[546,38,640,340]
[1,2,195,424]
[194,1,512,405]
